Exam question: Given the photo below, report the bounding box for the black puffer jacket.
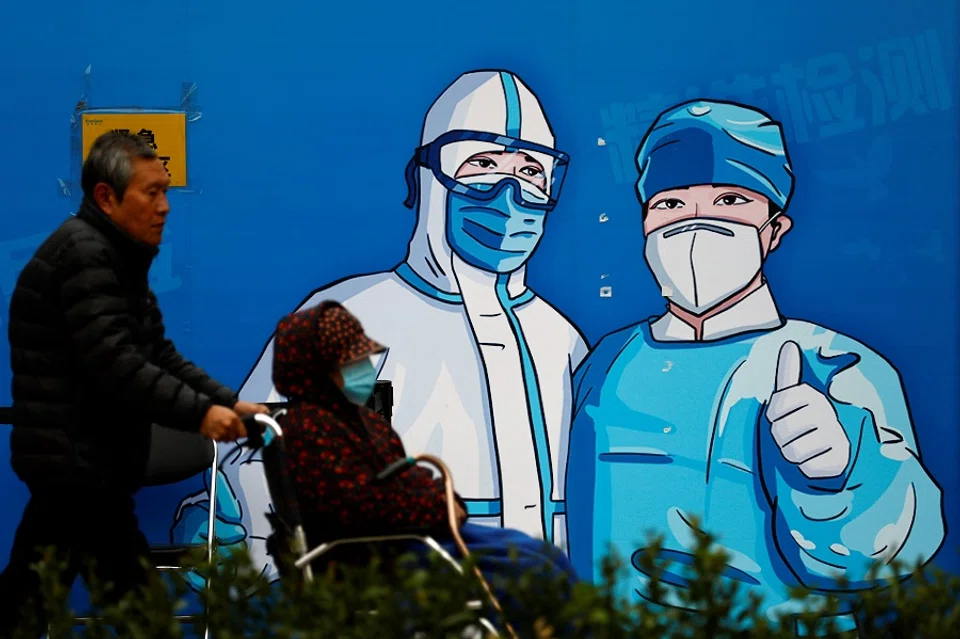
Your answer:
[7,198,237,489]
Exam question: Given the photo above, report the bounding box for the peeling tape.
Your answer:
[181,81,202,122]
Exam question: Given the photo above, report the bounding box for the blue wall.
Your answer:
[1,0,957,607]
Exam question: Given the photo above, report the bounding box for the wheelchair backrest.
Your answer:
[258,414,305,533]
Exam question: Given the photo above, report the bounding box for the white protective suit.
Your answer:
[171,70,587,584]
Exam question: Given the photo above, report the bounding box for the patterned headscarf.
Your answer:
[272,301,386,401]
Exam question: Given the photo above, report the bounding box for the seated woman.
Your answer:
[270,301,579,629]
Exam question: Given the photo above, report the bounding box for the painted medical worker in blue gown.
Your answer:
[564,100,944,632]
[172,70,587,585]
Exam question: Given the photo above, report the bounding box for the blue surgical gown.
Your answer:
[565,318,944,630]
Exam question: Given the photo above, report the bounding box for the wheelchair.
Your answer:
[238,410,520,639]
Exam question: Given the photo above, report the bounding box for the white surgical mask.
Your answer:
[644,217,774,315]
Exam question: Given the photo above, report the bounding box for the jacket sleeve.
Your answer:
[293,410,458,532]
[149,293,238,408]
[57,239,215,432]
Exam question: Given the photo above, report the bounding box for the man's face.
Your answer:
[643,184,791,257]
[97,157,171,247]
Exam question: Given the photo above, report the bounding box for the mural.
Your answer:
[564,100,946,631]
[171,70,589,584]
[0,1,956,634]
[169,90,948,633]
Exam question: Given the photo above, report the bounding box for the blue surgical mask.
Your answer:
[340,357,377,406]
[446,178,546,273]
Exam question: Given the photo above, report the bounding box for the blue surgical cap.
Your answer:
[635,100,794,211]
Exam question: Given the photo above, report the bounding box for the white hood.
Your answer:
[404,70,557,294]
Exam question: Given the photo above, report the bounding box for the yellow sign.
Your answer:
[81,112,188,187]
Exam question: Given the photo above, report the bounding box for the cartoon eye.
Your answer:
[651,198,685,210]
[469,157,498,170]
[715,193,752,206]
[519,165,544,178]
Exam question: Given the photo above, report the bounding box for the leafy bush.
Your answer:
[13,526,960,638]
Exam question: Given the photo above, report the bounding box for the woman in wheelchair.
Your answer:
[270,301,580,624]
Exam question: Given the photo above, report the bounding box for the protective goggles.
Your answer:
[404,130,570,212]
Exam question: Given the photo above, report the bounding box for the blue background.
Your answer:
[0,0,956,612]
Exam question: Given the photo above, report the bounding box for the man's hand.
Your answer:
[234,401,269,417]
[200,405,247,442]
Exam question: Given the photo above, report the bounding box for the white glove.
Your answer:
[765,341,851,480]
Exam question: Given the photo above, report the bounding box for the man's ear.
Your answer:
[767,215,793,253]
[93,182,117,213]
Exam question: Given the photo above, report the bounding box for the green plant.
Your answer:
[13,527,960,639]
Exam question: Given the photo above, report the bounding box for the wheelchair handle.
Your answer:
[241,411,284,450]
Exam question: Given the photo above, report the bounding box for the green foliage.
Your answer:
[13,525,960,638]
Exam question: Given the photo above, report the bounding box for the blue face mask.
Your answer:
[446,179,546,274]
[340,357,377,406]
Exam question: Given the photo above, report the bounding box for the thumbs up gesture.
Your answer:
[765,341,850,480]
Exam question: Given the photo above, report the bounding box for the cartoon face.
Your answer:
[445,148,550,274]
[455,150,548,193]
[643,184,792,257]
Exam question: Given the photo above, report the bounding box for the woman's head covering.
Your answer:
[272,301,386,401]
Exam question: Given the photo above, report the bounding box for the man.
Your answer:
[564,100,944,634]
[0,131,265,635]
[173,69,587,585]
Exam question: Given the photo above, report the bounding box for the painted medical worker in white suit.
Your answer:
[171,69,587,585]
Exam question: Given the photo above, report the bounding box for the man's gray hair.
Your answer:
[81,131,158,202]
